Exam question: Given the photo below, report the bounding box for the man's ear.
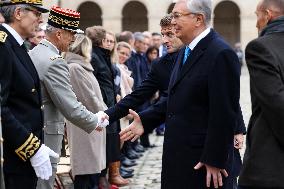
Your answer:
[265,9,274,23]
[14,7,23,21]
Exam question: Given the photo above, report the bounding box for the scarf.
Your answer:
[260,16,284,37]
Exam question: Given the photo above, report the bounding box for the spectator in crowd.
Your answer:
[120,0,241,188]
[152,32,167,57]
[0,1,57,188]
[30,7,108,189]
[25,28,45,50]
[238,0,284,188]
[64,34,107,189]
[86,26,128,188]
[234,42,244,67]
[117,31,134,48]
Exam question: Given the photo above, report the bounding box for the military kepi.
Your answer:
[48,6,81,33]
[0,0,49,13]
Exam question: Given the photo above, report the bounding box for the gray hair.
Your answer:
[133,32,145,42]
[0,4,29,23]
[45,25,61,35]
[186,0,212,26]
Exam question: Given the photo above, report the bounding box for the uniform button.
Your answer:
[1,158,4,164]
[41,105,44,110]
[168,113,173,118]
[31,88,36,93]
[0,137,3,143]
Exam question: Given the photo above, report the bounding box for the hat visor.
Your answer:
[31,5,49,13]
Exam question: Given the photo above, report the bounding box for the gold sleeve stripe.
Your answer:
[15,133,41,162]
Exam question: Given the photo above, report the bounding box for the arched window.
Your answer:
[122,1,148,32]
[77,1,102,31]
[214,1,240,47]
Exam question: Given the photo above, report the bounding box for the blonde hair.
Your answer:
[69,34,92,63]
[117,41,132,52]
[106,31,119,64]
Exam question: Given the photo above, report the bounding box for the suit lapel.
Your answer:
[169,30,216,91]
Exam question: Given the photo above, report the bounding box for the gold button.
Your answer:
[31,88,36,93]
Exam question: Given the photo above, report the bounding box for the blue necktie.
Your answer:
[183,46,191,65]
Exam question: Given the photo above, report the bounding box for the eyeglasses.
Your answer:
[170,12,195,19]
[103,39,115,44]
[25,7,42,18]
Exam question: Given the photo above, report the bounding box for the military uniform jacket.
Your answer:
[0,25,43,174]
[29,39,98,139]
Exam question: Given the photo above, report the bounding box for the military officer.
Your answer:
[29,6,109,189]
[0,1,60,188]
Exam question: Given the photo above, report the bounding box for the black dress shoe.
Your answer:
[125,150,139,160]
[129,149,143,157]
[133,144,145,153]
[120,169,134,178]
[121,157,137,167]
[120,166,134,174]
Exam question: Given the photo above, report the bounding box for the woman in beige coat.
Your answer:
[64,34,107,189]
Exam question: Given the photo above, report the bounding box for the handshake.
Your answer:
[95,111,110,131]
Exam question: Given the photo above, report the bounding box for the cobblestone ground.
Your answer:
[60,66,251,189]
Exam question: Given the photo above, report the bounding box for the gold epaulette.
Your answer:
[15,133,41,161]
[0,31,8,43]
[50,55,63,61]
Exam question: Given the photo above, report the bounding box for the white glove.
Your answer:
[30,144,59,180]
[95,111,109,128]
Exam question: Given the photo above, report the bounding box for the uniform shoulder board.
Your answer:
[0,31,8,43]
[50,55,63,61]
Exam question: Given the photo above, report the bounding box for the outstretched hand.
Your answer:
[119,109,144,142]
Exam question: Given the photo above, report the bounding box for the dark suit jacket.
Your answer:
[140,30,240,189]
[0,25,43,174]
[105,52,178,129]
[239,32,284,188]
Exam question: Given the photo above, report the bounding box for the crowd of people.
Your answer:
[1,0,284,189]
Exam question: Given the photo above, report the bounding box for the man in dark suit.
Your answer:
[106,14,183,129]
[0,1,58,188]
[121,0,241,188]
[238,0,284,188]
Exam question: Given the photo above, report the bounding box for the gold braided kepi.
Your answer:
[48,6,81,33]
[0,0,49,13]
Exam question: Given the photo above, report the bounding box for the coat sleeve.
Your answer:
[68,64,107,113]
[200,49,240,169]
[43,59,98,134]
[0,44,41,162]
[246,40,284,147]
[105,59,160,123]
[138,96,167,133]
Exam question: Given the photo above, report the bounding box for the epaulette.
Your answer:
[50,55,63,61]
[0,31,8,43]
[15,133,41,161]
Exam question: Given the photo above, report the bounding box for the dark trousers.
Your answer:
[4,173,37,189]
[74,173,100,189]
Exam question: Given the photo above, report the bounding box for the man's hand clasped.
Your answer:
[119,109,144,142]
[95,111,109,131]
